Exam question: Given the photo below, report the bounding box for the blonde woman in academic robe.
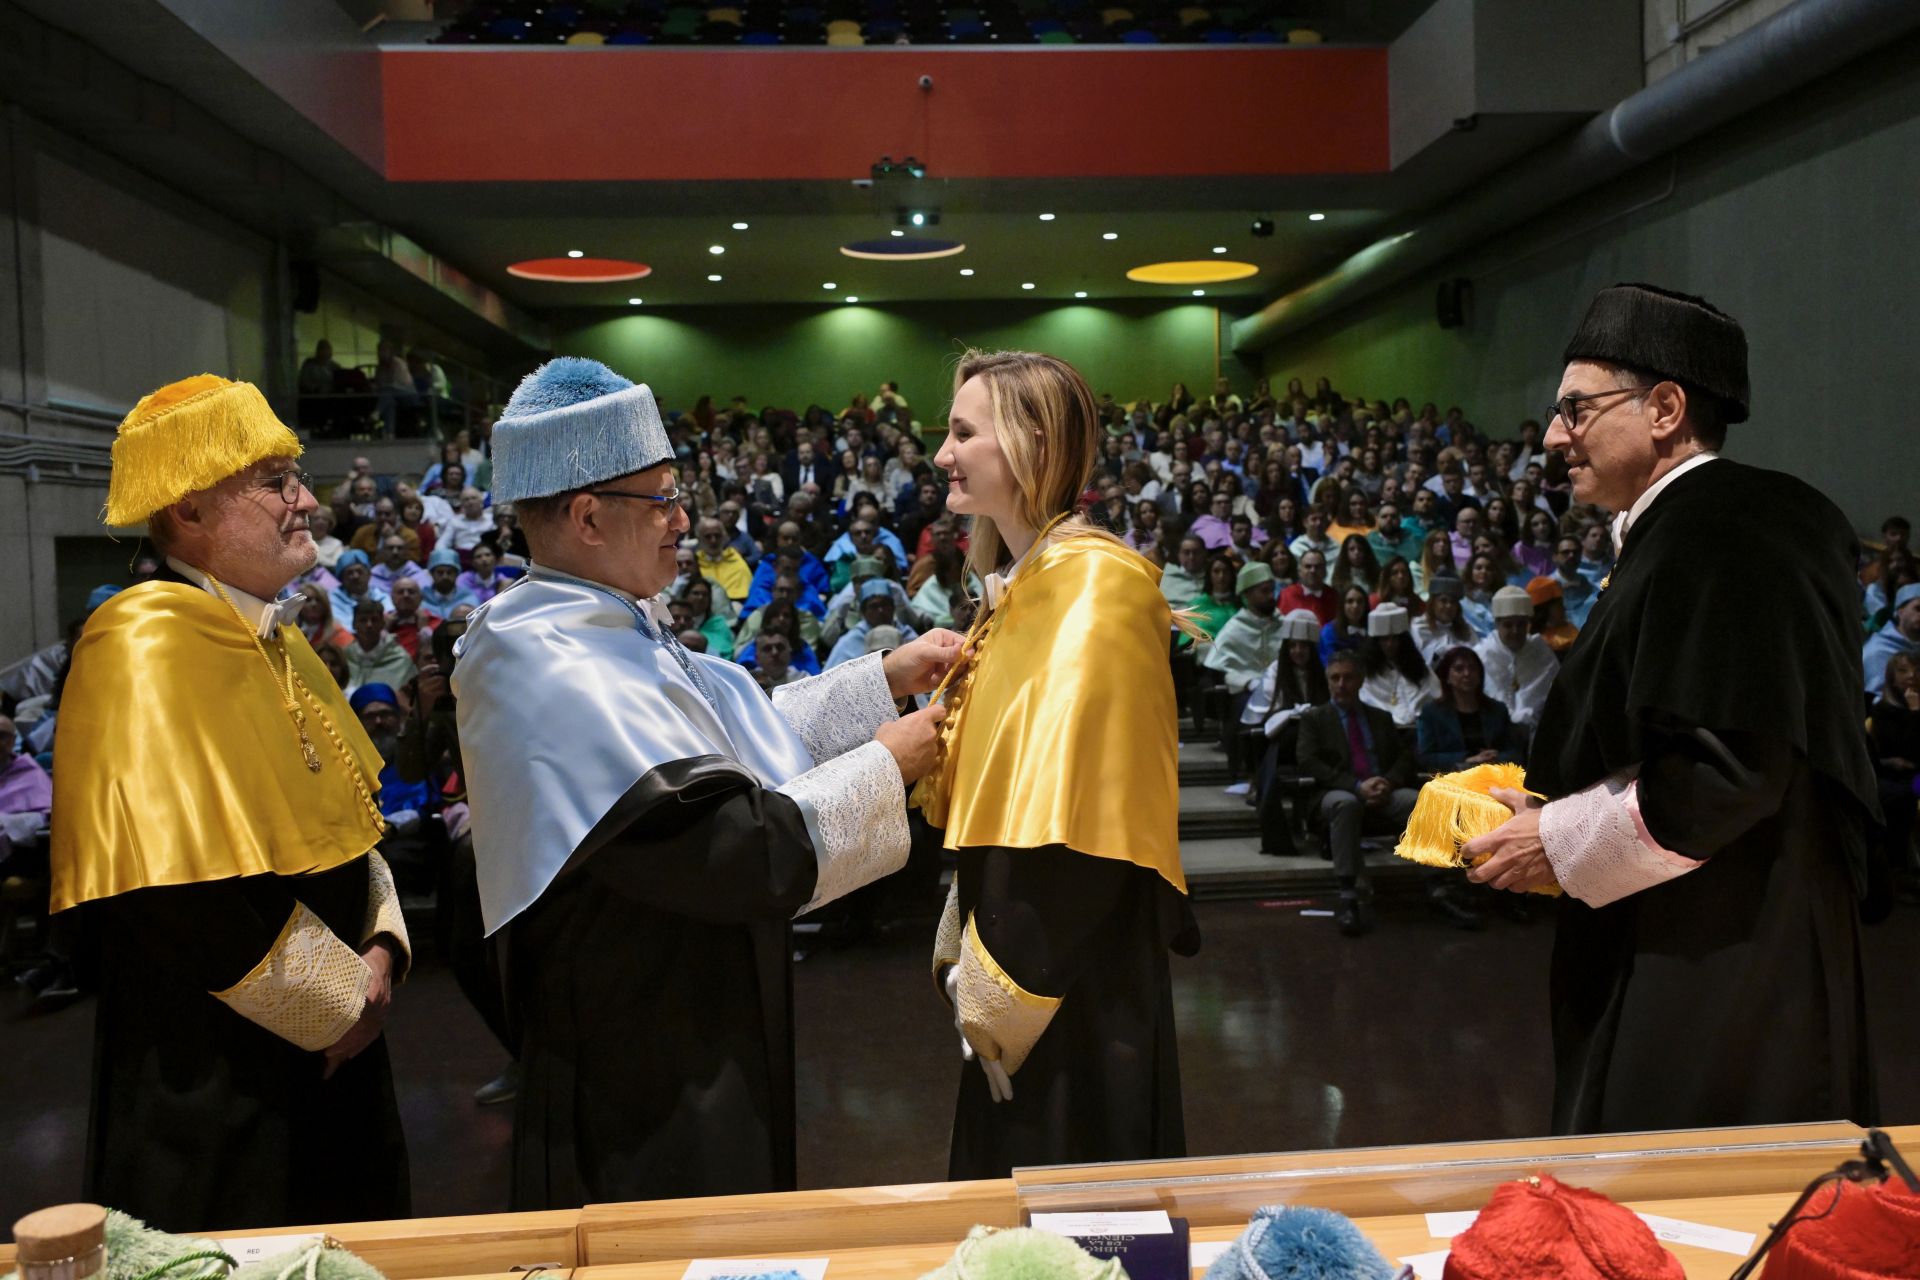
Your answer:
[917,349,1198,1179]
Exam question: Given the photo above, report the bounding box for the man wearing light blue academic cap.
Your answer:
[419,547,476,622]
[1864,581,1920,696]
[452,357,965,1209]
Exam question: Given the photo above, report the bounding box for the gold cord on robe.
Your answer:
[913,535,1186,893]
[50,582,386,912]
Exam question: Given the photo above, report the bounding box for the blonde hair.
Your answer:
[950,349,1206,640]
[950,348,1119,585]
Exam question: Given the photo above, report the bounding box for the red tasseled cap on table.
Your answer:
[1443,1175,1684,1280]
[1760,1176,1920,1279]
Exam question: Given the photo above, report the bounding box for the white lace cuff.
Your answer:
[955,916,1062,1077]
[359,852,412,981]
[780,739,911,914]
[770,650,899,764]
[211,904,370,1051]
[1540,767,1702,908]
[932,880,963,991]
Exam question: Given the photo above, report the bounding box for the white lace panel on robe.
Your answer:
[211,903,371,1051]
[770,650,899,764]
[1539,766,1703,908]
[360,851,413,980]
[780,739,910,913]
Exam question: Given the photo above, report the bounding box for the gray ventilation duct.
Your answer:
[1231,0,1920,358]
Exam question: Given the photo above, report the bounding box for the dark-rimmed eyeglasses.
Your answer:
[588,486,684,513]
[1546,386,1656,429]
[258,471,315,504]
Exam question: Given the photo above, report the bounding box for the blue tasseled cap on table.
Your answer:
[491,357,673,503]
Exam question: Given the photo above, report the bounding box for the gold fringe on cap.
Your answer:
[1394,762,1560,895]
[106,375,302,527]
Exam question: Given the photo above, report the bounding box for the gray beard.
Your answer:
[369,731,400,759]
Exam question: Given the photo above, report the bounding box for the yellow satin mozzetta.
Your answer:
[913,536,1186,893]
[50,582,385,912]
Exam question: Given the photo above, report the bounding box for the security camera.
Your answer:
[1250,216,1275,238]
[918,74,934,90]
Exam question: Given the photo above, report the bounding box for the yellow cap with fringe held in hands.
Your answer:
[1394,762,1560,896]
[105,374,302,526]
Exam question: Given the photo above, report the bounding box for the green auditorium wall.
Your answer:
[559,299,1246,425]
[1256,36,1920,532]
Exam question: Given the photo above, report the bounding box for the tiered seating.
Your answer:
[431,1,1327,46]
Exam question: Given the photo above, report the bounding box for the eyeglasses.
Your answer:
[588,486,684,513]
[1545,386,1656,429]
[258,471,315,504]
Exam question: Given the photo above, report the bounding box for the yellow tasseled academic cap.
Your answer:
[1395,762,1560,896]
[105,374,302,527]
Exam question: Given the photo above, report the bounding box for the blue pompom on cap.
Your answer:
[490,357,671,504]
[503,357,635,418]
[1203,1205,1398,1280]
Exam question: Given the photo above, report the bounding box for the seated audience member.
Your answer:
[1368,501,1423,569]
[349,498,417,558]
[0,713,52,829]
[1548,533,1597,627]
[747,521,832,599]
[1864,583,1920,696]
[1327,489,1374,546]
[1319,585,1371,666]
[329,549,391,628]
[385,577,437,660]
[1512,508,1559,581]
[1188,491,1237,549]
[294,583,351,651]
[343,598,418,691]
[1160,535,1207,609]
[694,516,754,601]
[485,505,528,561]
[457,543,511,604]
[1201,564,1283,696]
[744,544,829,618]
[442,485,495,556]
[298,339,342,396]
[1412,576,1474,665]
[1244,610,1329,855]
[1475,585,1557,730]
[1416,646,1524,772]
[1871,651,1920,895]
[1125,500,1165,556]
[421,548,479,621]
[1358,603,1439,730]
[1861,515,1912,588]
[1330,534,1380,597]
[824,510,907,590]
[1575,519,1614,587]
[1188,553,1243,639]
[399,495,438,558]
[1287,504,1337,561]
[738,572,825,648]
[1526,576,1580,654]
[1371,556,1424,618]
[674,577,736,660]
[910,546,972,629]
[1225,513,1268,561]
[332,471,379,540]
[349,682,443,895]
[1459,552,1502,636]
[826,580,919,669]
[820,556,918,648]
[1294,652,1422,938]
[372,533,431,593]
[1416,527,1456,595]
[735,600,821,675]
[1278,548,1337,627]
[751,630,802,692]
[308,505,345,569]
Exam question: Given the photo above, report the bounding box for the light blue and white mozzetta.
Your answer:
[451,357,910,934]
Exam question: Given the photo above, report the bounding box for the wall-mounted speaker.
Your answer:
[291,260,321,314]
[1436,277,1471,329]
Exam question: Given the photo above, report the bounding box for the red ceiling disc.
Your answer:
[507,257,652,282]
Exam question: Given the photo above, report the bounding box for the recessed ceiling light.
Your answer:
[845,296,859,303]
[1074,291,1088,298]
[709,245,725,255]
[822,282,837,289]
[566,249,584,258]
[890,229,905,237]
[1193,289,1206,296]
[959,268,974,276]
[1308,212,1326,222]
[627,297,643,305]
[1102,232,1118,240]
[732,221,750,230]
[1021,282,1035,290]
[1212,246,1227,254]
[707,273,723,282]
[1126,260,1260,284]
[1038,213,1055,221]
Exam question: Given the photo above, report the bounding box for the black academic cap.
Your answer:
[1562,283,1750,424]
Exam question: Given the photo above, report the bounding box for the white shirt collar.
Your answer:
[166,557,297,639]
[1611,452,1719,557]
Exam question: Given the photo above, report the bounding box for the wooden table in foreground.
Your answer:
[9,1122,1912,1280]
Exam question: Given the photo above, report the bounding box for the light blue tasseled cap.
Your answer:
[491,357,672,503]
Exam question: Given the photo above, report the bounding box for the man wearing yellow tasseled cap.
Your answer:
[51,375,411,1232]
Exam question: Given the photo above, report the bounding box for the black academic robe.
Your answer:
[946,845,1197,1180]
[1530,459,1881,1135]
[83,859,411,1233]
[504,757,821,1209]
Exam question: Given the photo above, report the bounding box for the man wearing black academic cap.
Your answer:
[1461,283,1881,1135]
